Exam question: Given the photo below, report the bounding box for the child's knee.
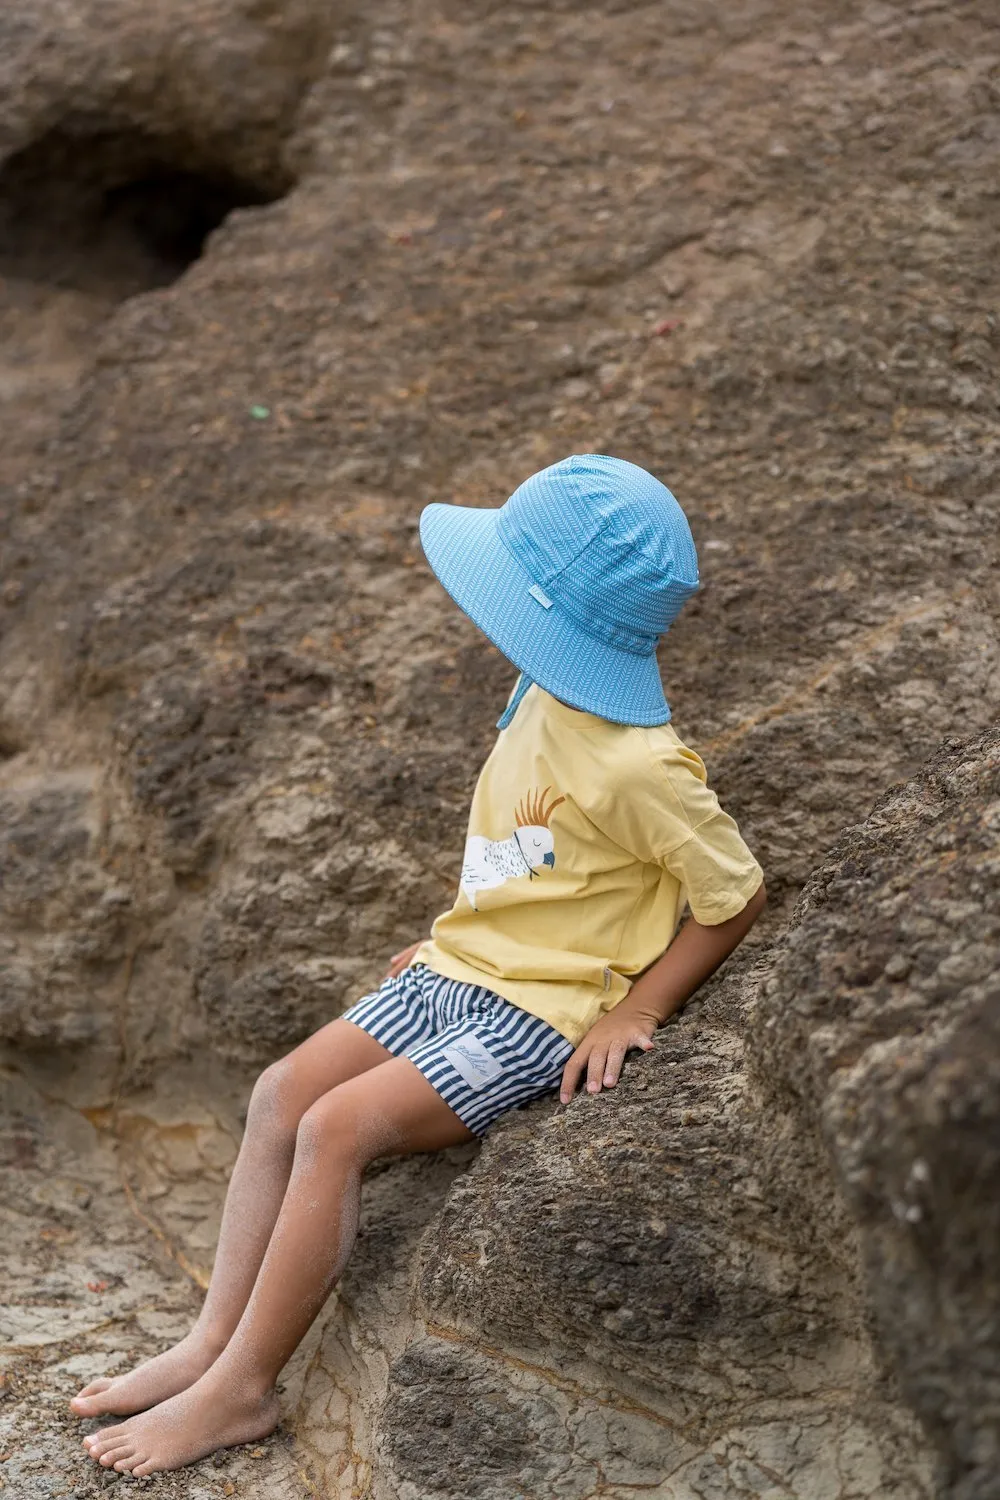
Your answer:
[247,1057,304,1136]
[296,1091,368,1166]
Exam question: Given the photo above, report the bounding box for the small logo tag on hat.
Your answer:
[528,583,553,609]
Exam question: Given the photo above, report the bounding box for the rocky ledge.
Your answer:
[1,0,998,1496]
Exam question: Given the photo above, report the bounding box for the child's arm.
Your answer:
[559,879,767,1103]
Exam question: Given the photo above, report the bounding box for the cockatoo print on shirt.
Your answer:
[460,786,566,911]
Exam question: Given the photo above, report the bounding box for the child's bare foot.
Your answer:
[70,1330,225,1418]
[82,1366,279,1477]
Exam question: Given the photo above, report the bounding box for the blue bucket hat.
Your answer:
[419,453,699,730]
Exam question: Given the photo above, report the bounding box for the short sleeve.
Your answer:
[596,732,763,925]
[662,808,764,924]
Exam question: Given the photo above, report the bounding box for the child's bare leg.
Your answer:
[70,1018,392,1418]
[84,1058,471,1476]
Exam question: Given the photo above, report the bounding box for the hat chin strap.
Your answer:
[496,671,533,730]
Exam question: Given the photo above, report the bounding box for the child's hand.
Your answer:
[559,1007,656,1103]
[385,941,424,979]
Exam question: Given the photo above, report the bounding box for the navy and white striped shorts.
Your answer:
[341,965,574,1136]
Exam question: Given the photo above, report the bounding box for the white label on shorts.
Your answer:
[528,583,554,608]
[441,1035,504,1091]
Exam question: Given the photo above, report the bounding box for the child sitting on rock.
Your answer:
[72,454,766,1476]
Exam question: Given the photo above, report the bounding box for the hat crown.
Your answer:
[495,454,699,655]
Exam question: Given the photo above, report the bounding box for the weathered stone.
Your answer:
[1,0,998,1495]
[0,772,135,1055]
[753,727,1000,1500]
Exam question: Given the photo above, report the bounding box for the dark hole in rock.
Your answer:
[0,126,284,298]
[0,124,289,473]
[0,728,24,761]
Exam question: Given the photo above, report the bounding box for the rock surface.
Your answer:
[753,727,1000,1500]
[411,727,1000,1500]
[1,0,998,1495]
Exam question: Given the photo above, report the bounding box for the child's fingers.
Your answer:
[586,1046,608,1093]
[603,1041,628,1087]
[561,1029,652,1102]
[386,942,422,978]
[559,1048,588,1103]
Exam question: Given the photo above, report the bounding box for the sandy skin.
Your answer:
[82,1370,280,1477]
[73,905,765,1474]
[70,1329,226,1419]
[73,1016,472,1475]
[72,1021,392,1424]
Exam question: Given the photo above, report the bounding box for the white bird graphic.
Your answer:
[460,786,566,911]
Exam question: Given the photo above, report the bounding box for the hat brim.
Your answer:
[419,502,671,726]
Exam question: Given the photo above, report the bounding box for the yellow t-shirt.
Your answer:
[414,684,763,1045]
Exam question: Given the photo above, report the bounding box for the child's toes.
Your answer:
[86,1425,127,1459]
[70,1379,112,1413]
[100,1444,133,1464]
